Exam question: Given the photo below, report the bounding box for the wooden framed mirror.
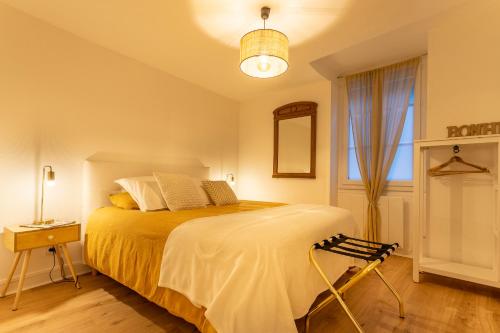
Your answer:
[273,101,317,178]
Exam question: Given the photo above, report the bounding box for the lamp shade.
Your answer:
[240,29,288,78]
[46,169,56,186]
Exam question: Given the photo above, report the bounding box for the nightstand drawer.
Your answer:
[4,225,80,252]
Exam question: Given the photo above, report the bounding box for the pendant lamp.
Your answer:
[240,7,289,78]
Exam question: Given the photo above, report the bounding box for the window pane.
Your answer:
[387,144,413,181]
[348,147,361,180]
[387,90,414,180]
[347,88,414,182]
[348,118,355,148]
[399,106,413,144]
[409,88,414,106]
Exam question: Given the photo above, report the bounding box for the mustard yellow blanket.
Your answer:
[84,200,284,333]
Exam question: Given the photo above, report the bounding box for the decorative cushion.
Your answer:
[115,176,167,212]
[201,180,239,206]
[154,173,207,211]
[108,192,139,210]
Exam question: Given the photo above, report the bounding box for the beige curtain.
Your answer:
[346,58,420,242]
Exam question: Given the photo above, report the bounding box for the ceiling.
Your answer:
[311,17,433,80]
[2,0,469,101]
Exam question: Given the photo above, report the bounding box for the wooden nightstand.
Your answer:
[0,223,81,310]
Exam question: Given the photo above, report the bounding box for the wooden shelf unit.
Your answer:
[413,135,500,287]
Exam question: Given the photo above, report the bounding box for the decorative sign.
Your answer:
[447,122,500,138]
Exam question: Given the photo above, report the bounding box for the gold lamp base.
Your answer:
[33,219,55,225]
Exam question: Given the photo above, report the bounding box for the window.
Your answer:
[348,89,414,182]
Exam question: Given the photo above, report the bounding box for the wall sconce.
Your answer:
[225,173,236,186]
[35,165,56,225]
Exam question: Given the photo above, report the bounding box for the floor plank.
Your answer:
[0,256,498,333]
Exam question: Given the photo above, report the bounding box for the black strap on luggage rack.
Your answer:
[306,234,404,333]
[314,233,399,262]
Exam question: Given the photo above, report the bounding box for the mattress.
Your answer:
[84,200,284,333]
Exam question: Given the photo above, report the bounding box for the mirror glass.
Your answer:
[273,101,316,178]
[278,116,311,173]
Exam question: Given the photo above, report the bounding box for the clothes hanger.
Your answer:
[428,145,490,177]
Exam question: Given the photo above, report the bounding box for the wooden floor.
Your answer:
[0,256,498,333]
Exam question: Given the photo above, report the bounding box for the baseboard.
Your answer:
[0,262,90,296]
[394,251,412,259]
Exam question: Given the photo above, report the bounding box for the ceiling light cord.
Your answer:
[261,6,270,30]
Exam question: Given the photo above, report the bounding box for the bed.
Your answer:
[82,155,355,333]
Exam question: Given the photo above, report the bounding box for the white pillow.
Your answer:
[153,173,207,211]
[191,177,211,205]
[115,176,166,212]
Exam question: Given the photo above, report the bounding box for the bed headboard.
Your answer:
[82,153,210,226]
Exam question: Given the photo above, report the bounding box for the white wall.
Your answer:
[426,0,500,139]
[420,0,500,266]
[237,80,332,204]
[0,4,238,293]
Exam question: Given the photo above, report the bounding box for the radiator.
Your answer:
[338,193,405,249]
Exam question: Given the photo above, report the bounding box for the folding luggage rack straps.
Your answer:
[313,233,399,262]
[305,234,404,333]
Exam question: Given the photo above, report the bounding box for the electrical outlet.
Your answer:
[46,246,56,256]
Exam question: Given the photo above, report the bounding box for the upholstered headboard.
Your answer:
[82,153,210,226]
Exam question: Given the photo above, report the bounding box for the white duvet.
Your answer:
[158,204,355,333]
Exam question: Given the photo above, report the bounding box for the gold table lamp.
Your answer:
[35,165,56,225]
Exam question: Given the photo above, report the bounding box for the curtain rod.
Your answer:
[336,53,427,79]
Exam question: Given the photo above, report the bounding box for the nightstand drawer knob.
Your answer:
[47,235,55,241]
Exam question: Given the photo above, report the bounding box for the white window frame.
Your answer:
[338,57,427,193]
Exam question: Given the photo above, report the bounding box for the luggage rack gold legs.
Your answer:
[373,267,405,318]
[305,245,404,333]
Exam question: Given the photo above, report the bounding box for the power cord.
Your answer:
[48,246,79,287]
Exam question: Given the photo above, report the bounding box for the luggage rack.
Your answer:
[305,234,404,333]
